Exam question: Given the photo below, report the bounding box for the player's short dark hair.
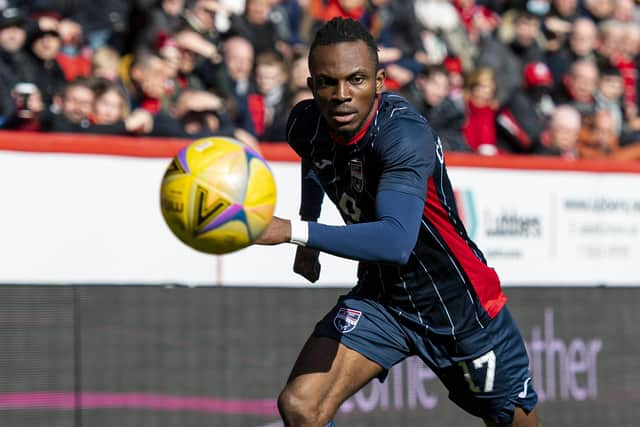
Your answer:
[309,17,379,69]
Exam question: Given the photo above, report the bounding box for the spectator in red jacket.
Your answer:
[462,67,500,155]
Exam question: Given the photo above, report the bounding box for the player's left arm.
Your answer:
[303,117,436,263]
[258,117,437,264]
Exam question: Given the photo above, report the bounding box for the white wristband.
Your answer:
[289,219,309,246]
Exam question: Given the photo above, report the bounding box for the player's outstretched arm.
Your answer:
[255,216,292,245]
[254,218,321,282]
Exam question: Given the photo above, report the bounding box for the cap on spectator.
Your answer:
[0,7,26,29]
[155,32,179,52]
[443,56,463,74]
[523,62,553,87]
[26,24,60,47]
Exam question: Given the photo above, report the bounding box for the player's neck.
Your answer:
[331,95,380,146]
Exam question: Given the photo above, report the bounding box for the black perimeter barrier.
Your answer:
[0,285,638,427]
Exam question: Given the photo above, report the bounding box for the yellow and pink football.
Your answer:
[160,137,277,254]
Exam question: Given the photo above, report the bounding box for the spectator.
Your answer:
[462,67,500,155]
[173,35,207,91]
[41,77,95,132]
[16,22,66,106]
[543,0,579,51]
[129,50,173,114]
[229,0,287,57]
[580,0,615,24]
[247,50,290,142]
[224,35,255,99]
[2,82,45,131]
[575,107,640,161]
[617,23,640,124]
[91,78,129,125]
[91,46,123,83]
[173,28,229,96]
[475,8,537,104]
[552,58,599,117]
[536,103,581,158]
[442,56,465,109]
[413,64,469,152]
[135,0,186,49]
[154,32,181,91]
[90,78,154,134]
[594,63,624,135]
[497,61,556,153]
[179,0,224,45]
[56,18,91,81]
[612,0,638,23]
[413,0,473,71]
[167,88,259,150]
[596,19,624,62]
[222,35,256,134]
[577,108,619,158]
[0,7,28,73]
[546,17,598,86]
[386,0,429,70]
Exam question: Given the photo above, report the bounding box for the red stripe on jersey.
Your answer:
[424,177,506,318]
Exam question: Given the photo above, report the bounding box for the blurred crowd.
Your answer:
[1,0,640,160]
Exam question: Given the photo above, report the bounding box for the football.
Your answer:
[160,137,277,254]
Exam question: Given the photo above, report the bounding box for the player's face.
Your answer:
[308,40,384,140]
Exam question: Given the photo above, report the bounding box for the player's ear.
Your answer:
[375,68,385,94]
[307,76,318,98]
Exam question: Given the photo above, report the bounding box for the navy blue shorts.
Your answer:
[313,295,537,424]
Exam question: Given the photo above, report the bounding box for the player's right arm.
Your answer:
[277,100,325,282]
[294,157,324,282]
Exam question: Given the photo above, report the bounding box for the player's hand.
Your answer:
[255,216,291,245]
[293,246,321,283]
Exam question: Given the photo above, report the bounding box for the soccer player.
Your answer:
[256,17,541,427]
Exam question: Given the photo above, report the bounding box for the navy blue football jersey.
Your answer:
[287,92,506,339]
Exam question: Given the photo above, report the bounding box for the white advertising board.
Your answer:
[0,151,638,286]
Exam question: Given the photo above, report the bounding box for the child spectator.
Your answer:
[91,78,154,135]
[462,67,500,155]
[91,78,129,126]
[91,46,123,83]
